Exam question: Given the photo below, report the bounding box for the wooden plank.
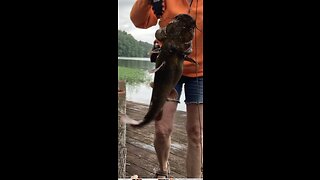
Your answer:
[126,152,155,178]
[126,141,186,178]
[125,100,192,178]
[126,122,188,144]
[126,101,188,137]
[126,129,187,159]
[126,101,188,135]
[125,110,188,158]
[118,80,127,178]
[126,135,187,176]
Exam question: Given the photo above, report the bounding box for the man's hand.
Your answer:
[149,0,165,18]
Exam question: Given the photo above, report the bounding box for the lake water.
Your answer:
[118,57,186,112]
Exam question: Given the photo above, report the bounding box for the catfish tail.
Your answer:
[120,113,157,128]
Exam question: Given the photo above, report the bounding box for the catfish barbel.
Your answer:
[121,14,197,128]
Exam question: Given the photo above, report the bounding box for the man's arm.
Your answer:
[130,0,158,29]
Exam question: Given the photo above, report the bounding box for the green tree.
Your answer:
[118,30,153,57]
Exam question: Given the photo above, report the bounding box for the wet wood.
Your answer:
[125,100,188,178]
[126,137,186,177]
[118,80,126,178]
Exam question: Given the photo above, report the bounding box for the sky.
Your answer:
[118,0,159,44]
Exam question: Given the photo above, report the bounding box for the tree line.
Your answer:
[118,30,153,58]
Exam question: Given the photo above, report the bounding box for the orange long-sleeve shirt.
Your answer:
[130,0,203,78]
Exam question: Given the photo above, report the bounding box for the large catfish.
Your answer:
[121,14,197,128]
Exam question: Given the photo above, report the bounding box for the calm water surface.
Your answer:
[118,57,186,112]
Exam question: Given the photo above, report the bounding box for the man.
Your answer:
[130,0,203,178]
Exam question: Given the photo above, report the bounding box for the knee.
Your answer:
[186,125,202,145]
[155,125,172,141]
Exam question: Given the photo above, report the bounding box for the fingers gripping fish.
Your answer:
[121,14,197,128]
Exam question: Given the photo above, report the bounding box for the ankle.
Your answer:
[155,161,170,178]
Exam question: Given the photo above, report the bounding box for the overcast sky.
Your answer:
[118,0,159,44]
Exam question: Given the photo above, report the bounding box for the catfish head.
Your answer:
[166,13,196,43]
[155,14,196,57]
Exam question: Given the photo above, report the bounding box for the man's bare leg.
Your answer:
[154,101,178,177]
[186,103,203,178]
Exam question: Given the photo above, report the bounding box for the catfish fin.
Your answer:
[184,55,198,65]
[148,61,166,73]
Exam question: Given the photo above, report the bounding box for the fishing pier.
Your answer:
[118,81,189,178]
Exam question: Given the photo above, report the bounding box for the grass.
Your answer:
[118,66,152,85]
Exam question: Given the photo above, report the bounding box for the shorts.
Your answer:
[174,76,203,104]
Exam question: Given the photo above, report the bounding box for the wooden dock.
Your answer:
[125,100,189,178]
